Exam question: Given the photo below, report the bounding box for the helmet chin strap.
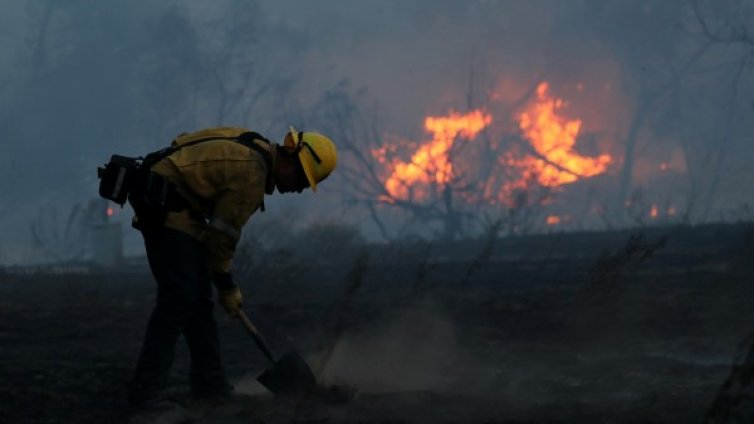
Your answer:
[301,142,322,164]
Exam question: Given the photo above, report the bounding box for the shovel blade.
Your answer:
[257,350,317,396]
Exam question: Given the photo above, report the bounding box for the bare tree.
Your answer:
[186,1,294,128]
[306,80,396,239]
[29,201,90,264]
[689,1,754,420]
[306,74,559,241]
[693,0,754,54]
[563,2,732,225]
[691,0,754,221]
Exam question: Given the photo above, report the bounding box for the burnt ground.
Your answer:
[1,223,754,423]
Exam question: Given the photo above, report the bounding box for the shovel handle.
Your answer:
[238,310,277,365]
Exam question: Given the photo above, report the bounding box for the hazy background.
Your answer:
[0,0,752,265]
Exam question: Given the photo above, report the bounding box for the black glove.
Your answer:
[212,271,236,290]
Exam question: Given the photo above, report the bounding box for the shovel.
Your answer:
[237,310,318,396]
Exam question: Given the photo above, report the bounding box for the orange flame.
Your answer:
[546,215,561,225]
[515,82,612,187]
[373,80,614,210]
[106,207,114,217]
[382,110,492,200]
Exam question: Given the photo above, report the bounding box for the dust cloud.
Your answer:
[316,306,467,394]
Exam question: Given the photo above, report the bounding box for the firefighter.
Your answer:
[127,126,337,407]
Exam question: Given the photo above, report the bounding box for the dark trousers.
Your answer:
[131,226,229,397]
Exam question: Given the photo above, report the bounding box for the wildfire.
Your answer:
[546,215,561,225]
[381,110,492,200]
[372,80,614,212]
[515,82,612,187]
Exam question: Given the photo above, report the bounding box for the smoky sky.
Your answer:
[0,0,752,264]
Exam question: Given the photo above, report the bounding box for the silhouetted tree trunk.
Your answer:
[700,60,746,220]
[617,97,649,206]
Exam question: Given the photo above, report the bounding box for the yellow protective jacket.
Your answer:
[149,127,275,274]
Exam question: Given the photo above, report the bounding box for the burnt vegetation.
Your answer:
[3,222,754,423]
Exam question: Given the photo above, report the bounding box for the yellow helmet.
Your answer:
[287,126,337,191]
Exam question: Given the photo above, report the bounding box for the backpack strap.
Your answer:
[236,132,275,196]
[144,131,274,182]
[144,130,276,213]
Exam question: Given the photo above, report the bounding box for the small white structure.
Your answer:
[88,199,124,267]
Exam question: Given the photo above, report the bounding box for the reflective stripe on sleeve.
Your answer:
[209,218,241,240]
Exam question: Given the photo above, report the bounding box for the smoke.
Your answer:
[313,305,464,394]
[229,302,581,421]
[234,304,469,397]
[3,0,754,265]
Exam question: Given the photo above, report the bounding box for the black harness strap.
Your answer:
[157,131,274,212]
[144,132,274,180]
[236,132,274,177]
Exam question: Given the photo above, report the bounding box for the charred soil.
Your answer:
[1,223,753,423]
